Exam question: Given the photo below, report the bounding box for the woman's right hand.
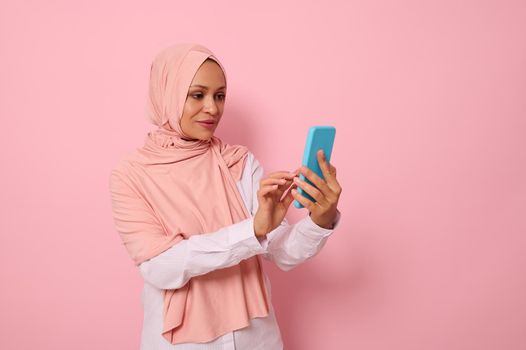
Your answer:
[253,169,300,238]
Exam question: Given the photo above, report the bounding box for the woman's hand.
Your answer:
[253,169,299,238]
[291,150,342,229]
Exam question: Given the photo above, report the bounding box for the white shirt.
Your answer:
[137,152,342,350]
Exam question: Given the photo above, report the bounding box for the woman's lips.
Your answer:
[196,120,216,129]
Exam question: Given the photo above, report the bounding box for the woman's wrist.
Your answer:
[253,221,269,238]
[309,212,336,229]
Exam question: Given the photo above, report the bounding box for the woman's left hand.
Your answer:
[291,149,342,229]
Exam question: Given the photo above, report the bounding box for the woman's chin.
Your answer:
[196,131,215,141]
[181,128,215,141]
[201,128,216,137]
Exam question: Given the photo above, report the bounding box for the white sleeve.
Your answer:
[250,154,342,271]
[138,217,267,290]
[138,154,268,290]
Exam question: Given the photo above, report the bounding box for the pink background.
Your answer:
[1,0,525,349]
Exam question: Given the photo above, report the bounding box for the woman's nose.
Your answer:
[204,96,218,115]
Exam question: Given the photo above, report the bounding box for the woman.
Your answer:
[109,43,342,350]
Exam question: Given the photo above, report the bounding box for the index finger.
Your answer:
[316,150,338,189]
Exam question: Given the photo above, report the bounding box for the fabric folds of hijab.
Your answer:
[109,43,270,344]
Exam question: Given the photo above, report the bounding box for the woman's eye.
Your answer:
[189,92,224,101]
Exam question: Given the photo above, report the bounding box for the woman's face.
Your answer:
[169,59,226,140]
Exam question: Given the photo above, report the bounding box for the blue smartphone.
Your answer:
[293,126,336,209]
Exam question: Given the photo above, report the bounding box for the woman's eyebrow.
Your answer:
[189,84,226,90]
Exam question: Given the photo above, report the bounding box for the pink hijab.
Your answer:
[109,43,270,344]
